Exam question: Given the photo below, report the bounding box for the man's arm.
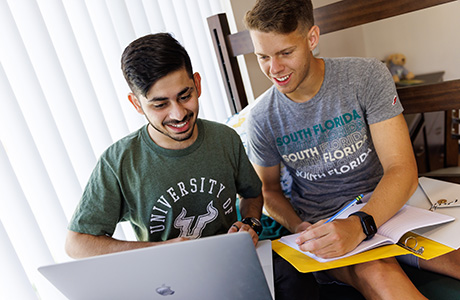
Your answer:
[65,231,187,259]
[252,163,311,234]
[239,192,263,221]
[228,192,264,245]
[359,113,418,227]
[297,114,418,258]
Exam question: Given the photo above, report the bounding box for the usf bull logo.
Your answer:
[174,201,218,238]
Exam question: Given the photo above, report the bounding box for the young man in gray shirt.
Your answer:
[244,0,460,299]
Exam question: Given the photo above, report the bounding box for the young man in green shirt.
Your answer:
[65,33,263,258]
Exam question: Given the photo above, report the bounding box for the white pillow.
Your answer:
[225,101,293,199]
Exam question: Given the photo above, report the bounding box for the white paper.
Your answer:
[256,240,274,299]
[419,177,460,208]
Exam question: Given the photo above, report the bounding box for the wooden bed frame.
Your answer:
[207,0,460,176]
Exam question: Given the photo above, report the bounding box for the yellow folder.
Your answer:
[272,232,455,273]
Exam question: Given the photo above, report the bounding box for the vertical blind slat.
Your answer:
[125,0,152,37]
[174,0,217,120]
[0,60,69,262]
[36,0,113,161]
[141,0,166,33]
[85,0,145,133]
[106,0,137,50]
[0,142,65,299]
[63,0,131,142]
[0,220,39,299]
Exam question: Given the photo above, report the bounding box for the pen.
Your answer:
[325,194,364,223]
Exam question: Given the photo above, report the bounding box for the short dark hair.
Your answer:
[244,0,314,35]
[121,33,193,97]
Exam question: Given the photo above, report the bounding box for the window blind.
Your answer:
[0,0,235,298]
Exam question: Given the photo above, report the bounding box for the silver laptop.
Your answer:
[38,232,273,300]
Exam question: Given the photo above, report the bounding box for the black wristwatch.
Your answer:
[349,211,377,241]
[241,217,263,235]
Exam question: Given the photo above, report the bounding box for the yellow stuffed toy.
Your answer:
[386,53,415,83]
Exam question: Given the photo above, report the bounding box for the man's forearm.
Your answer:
[65,231,185,259]
[362,164,418,228]
[239,193,263,219]
[263,190,303,233]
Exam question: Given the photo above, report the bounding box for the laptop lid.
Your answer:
[38,232,272,300]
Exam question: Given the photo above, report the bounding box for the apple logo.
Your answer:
[156,284,175,296]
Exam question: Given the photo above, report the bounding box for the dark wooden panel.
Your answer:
[315,0,456,35]
[228,31,253,57]
[207,14,248,114]
[399,80,460,169]
[444,110,459,167]
[399,80,460,114]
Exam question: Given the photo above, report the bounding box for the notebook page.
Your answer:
[377,205,455,242]
[338,203,454,242]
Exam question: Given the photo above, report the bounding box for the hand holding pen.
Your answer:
[295,194,364,258]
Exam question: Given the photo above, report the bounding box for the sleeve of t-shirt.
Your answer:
[68,156,123,237]
[232,130,263,199]
[246,100,282,168]
[359,58,403,124]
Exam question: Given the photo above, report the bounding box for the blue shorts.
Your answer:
[396,254,420,269]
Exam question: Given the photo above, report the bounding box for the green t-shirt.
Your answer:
[69,119,262,241]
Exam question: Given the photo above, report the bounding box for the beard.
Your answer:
[147,111,196,142]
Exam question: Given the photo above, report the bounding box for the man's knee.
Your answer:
[333,258,402,284]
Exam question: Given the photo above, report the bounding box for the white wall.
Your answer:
[231,0,460,99]
[363,2,460,80]
[320,1,460,81]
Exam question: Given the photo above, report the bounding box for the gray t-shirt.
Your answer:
[69,119,262,241]
[247,57,403,223]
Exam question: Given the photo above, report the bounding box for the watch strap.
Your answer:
[241,217,262,235]
[349,211,377,241]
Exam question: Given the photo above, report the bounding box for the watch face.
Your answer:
[242,217,262,235]
[363,216,377,235]
[361,215,377,240]
[252,218,262,227]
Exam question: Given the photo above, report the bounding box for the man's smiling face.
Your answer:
[129,68,201,150]
[251,27,315,99]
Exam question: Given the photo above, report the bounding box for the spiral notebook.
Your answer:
[280,203,455,263]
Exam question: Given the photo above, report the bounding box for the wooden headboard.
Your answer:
[207,0,460,174]
[207,0,457,114]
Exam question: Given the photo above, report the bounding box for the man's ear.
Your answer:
[193,72,202,97]
[128,93,144,115]
[307,25,320,52]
